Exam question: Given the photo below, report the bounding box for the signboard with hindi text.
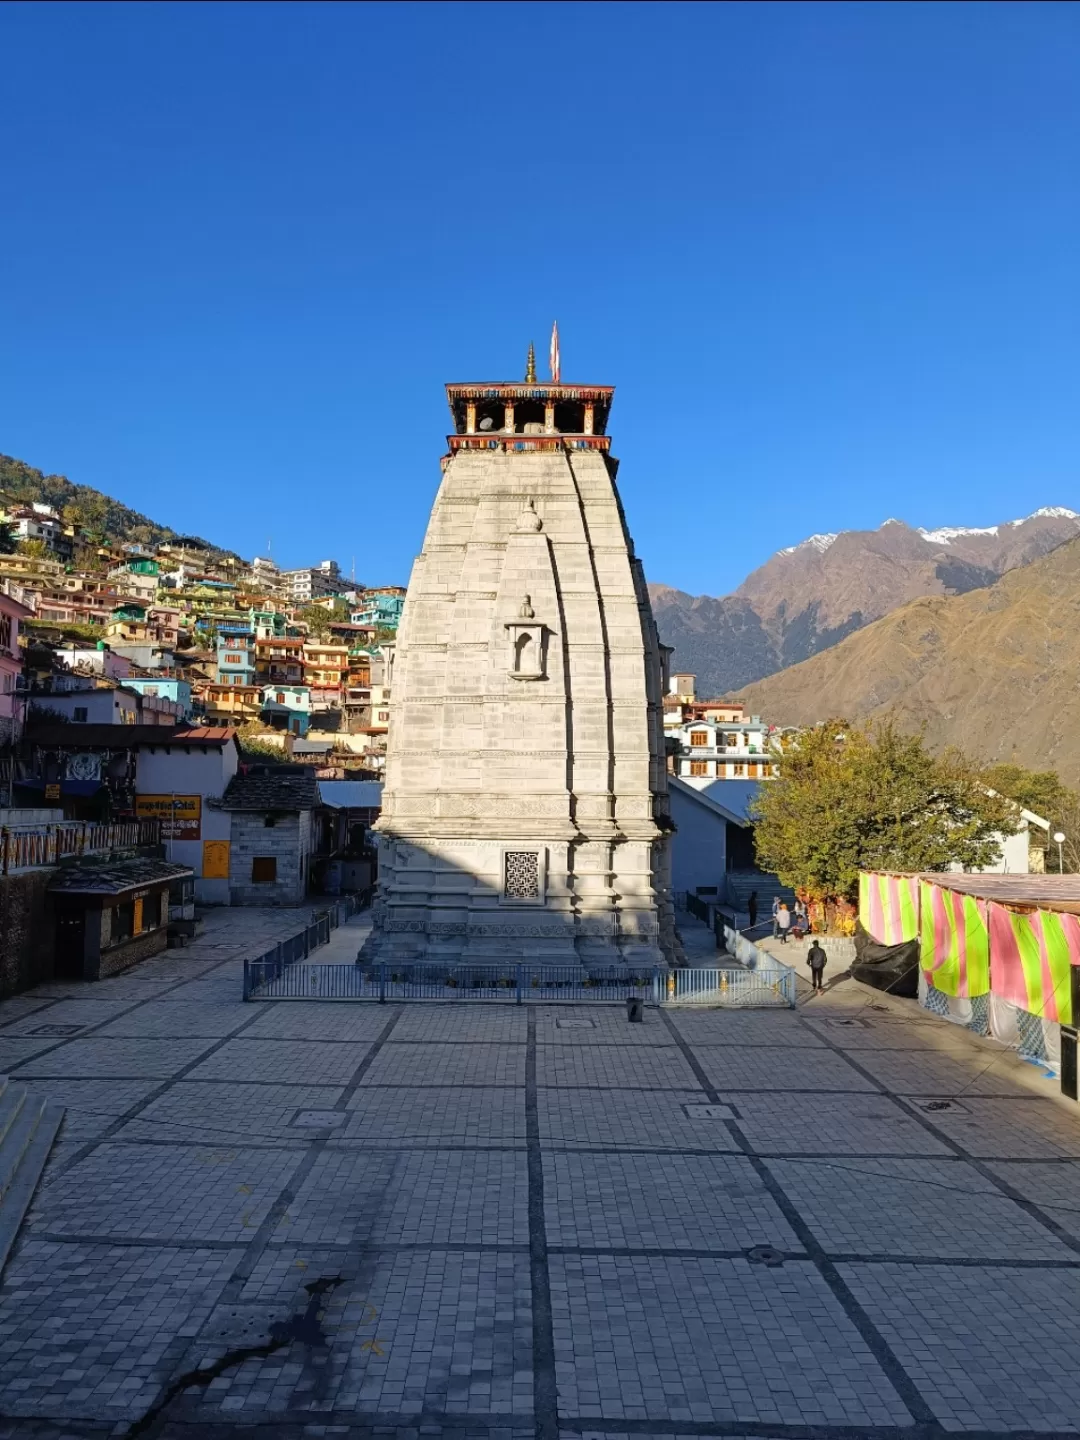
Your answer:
[136,795,201,840]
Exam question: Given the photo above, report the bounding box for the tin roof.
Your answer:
[318,780,383,809]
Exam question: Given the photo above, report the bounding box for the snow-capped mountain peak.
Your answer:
[918,524,1000,546]
[777,532,838,558]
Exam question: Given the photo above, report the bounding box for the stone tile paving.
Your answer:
[0,905,1077,1436]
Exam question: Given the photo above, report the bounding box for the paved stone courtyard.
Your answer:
[0,908,1079,1439]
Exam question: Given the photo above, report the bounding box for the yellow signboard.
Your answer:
[136,794,201,840]
[44,784,61,801]
[202,840,231,879]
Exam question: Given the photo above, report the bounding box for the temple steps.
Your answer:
[0,1077,63,1277]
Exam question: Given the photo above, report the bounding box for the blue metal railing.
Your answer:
[243,957,796,1008]
[241,894,364,1000]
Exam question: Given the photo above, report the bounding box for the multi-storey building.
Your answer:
[351,587,405,631]
[671,709,776,783]
[4,504,74,561]
[0,592,30,746]
[302,640,349,711]
[255,633,305,685]
[283,560,342,605]
[250,556,284,596]
[216,623,256,686]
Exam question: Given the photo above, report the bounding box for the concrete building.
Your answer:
[667,775,755,897]
[122,677,194,721]
[283,560,342,605]
[0,592,30,747]
[218,768,319,905]
[5,504,74,561]
[250,556,284,596]
[364,363,675,967]
[216,623,256,686]
[352,589,406,632]
[671,714,775,782]
[133,727,241,904]
[259,684,312,736]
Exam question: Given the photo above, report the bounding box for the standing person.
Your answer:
[747,890,758,930]
[771,894,781,937]
[807,938,827,991]
[776,903,792,944]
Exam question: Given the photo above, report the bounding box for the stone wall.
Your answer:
[0,869,55,997]
[97,927,168,978]
[228,809,312,906]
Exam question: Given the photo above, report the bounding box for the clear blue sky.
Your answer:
[1,1,1077,595]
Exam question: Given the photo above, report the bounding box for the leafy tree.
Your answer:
[234,720,291,761]
[982,763,1071,825]
[751,718,1020,902]
[16,538,49,560]
[297,601,350,638]
[0,522,15,555]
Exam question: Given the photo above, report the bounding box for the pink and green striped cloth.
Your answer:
[919,881,990,998]
[987,904,1079,1026]
[858,872,920,945]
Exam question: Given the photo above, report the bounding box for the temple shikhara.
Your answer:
[363,347,678,968]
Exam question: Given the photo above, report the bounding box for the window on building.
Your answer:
[142,893,162,929]
[377,710,389,722]
[690,760,708,776]
[251,857,277,883]
[73,706,88,722]
[734,763,746,777]
[0,615,11,651]
[113,901,134,942]
[689,731,709,747]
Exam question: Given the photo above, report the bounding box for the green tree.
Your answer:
[16,538,49,560]
[982,763,1071,825]
[751,718,1020,902]
[0,522,15,554]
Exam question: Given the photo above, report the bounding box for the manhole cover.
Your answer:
[684,1103,734,1121]
[746,1245,785,1267]
[922,1100,953,1112]
[28,1024,83,1037]
[291,1110,346,1129]
[556,1018,595,1030]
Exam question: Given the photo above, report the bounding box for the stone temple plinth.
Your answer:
[362,368,677,968]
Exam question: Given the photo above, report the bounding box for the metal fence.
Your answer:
[241,893,365,999]
[243,954,796,1007]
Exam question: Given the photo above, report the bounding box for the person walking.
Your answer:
[747,890,758,930]
[776,903,792,944]
[771,894,781,938]
[807,938,827,991]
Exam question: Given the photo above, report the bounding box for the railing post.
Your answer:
[652,967,660,1006]
[378,962,387,1004]
[516,964,524,1005]
[1,829,8,877]
[242,959,251,1001]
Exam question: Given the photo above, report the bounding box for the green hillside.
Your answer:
[0,452,224,554]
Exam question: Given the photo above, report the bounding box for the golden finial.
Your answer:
[525,342,536,383]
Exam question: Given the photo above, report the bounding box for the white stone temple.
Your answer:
[363,352,677,968]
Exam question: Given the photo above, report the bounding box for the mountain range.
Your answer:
[734,530,1080,783]
[649,508,1080,697]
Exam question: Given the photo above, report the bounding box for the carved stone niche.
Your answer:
[505,595,549,681]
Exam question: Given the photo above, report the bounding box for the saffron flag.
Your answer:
[919,880,990,998]
[550,321,560,383]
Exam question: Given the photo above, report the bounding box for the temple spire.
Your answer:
[525,342,536,383]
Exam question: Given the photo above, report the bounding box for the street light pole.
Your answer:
[1053,831,1066,875]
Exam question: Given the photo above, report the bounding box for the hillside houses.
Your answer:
[0,509,400,778]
